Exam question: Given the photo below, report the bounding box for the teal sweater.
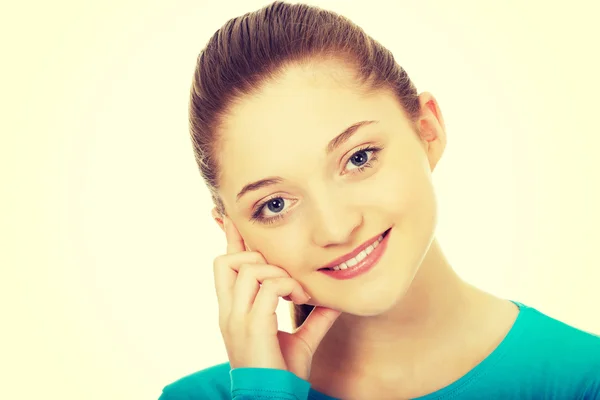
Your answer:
[159,301,600,399]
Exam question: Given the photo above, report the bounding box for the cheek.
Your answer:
[244,230,305,270]
[354,162,421,215]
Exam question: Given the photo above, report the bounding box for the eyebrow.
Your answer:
[236,120,379,202]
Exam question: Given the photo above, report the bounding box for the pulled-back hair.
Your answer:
[189,1,421,329]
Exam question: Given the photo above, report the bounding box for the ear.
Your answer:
[211,207,225,233]
[416,92,447,171]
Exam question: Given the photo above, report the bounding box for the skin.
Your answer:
[211,59,519,399]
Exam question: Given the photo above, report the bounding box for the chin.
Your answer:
[316,276,415,317]
[346,286,412,316]
[311,225,432,316]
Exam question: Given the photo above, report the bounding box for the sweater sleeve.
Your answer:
[230,368,311,400]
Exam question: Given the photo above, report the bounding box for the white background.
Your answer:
[2,1,599,399]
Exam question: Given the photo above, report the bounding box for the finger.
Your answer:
[224,216,246,254]
[248,278,310,332]
[230,264,291,317]
[216,252,266,273]
[293,306,342,354]
[213,256,238,323]
[212,252,267,323]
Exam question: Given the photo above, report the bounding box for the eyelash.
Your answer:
[250,145,383,225]
[344,145,381,175]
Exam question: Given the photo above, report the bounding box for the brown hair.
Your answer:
[189,1,421,329]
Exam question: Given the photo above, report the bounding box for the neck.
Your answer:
[311,237,485,378]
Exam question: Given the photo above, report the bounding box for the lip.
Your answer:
[318,228,391,271]
[319,228,392,280]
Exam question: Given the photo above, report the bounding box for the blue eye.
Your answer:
[266,198,285,213]
[349,150,369,167]
[251,196,290,224]
[344,146,381,173]
[250,145,383,225]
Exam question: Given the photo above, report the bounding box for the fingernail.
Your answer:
[294,294,311,305]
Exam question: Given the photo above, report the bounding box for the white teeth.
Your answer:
[356,250,367,261]
[326,231,387,271]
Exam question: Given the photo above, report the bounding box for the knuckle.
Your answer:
[260,277,286,293]
[249,252,266,264]
[237,264,253,279]
[213,255,226,270]
[260,279,277,290]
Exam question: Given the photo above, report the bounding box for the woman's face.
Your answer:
[215,60,446,316]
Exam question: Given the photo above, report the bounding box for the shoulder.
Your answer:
[508,301,600,395]
[159,362,231,400]
[517,301,600,355]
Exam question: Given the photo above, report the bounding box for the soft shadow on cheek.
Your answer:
[257,239,302,272]
[372,169,413,213]
[237,225,268,250]
[242,233,289,266]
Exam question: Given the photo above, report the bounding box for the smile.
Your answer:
[318,228,392,280]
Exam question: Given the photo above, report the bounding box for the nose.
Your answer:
[309,198,363,248]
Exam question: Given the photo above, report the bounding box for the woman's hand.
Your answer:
[213,216,342,380]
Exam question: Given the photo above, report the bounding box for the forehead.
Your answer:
[217,61,403,195]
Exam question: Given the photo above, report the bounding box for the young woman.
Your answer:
[159,2,600,399]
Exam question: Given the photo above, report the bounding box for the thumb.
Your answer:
[293,306,342,354]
